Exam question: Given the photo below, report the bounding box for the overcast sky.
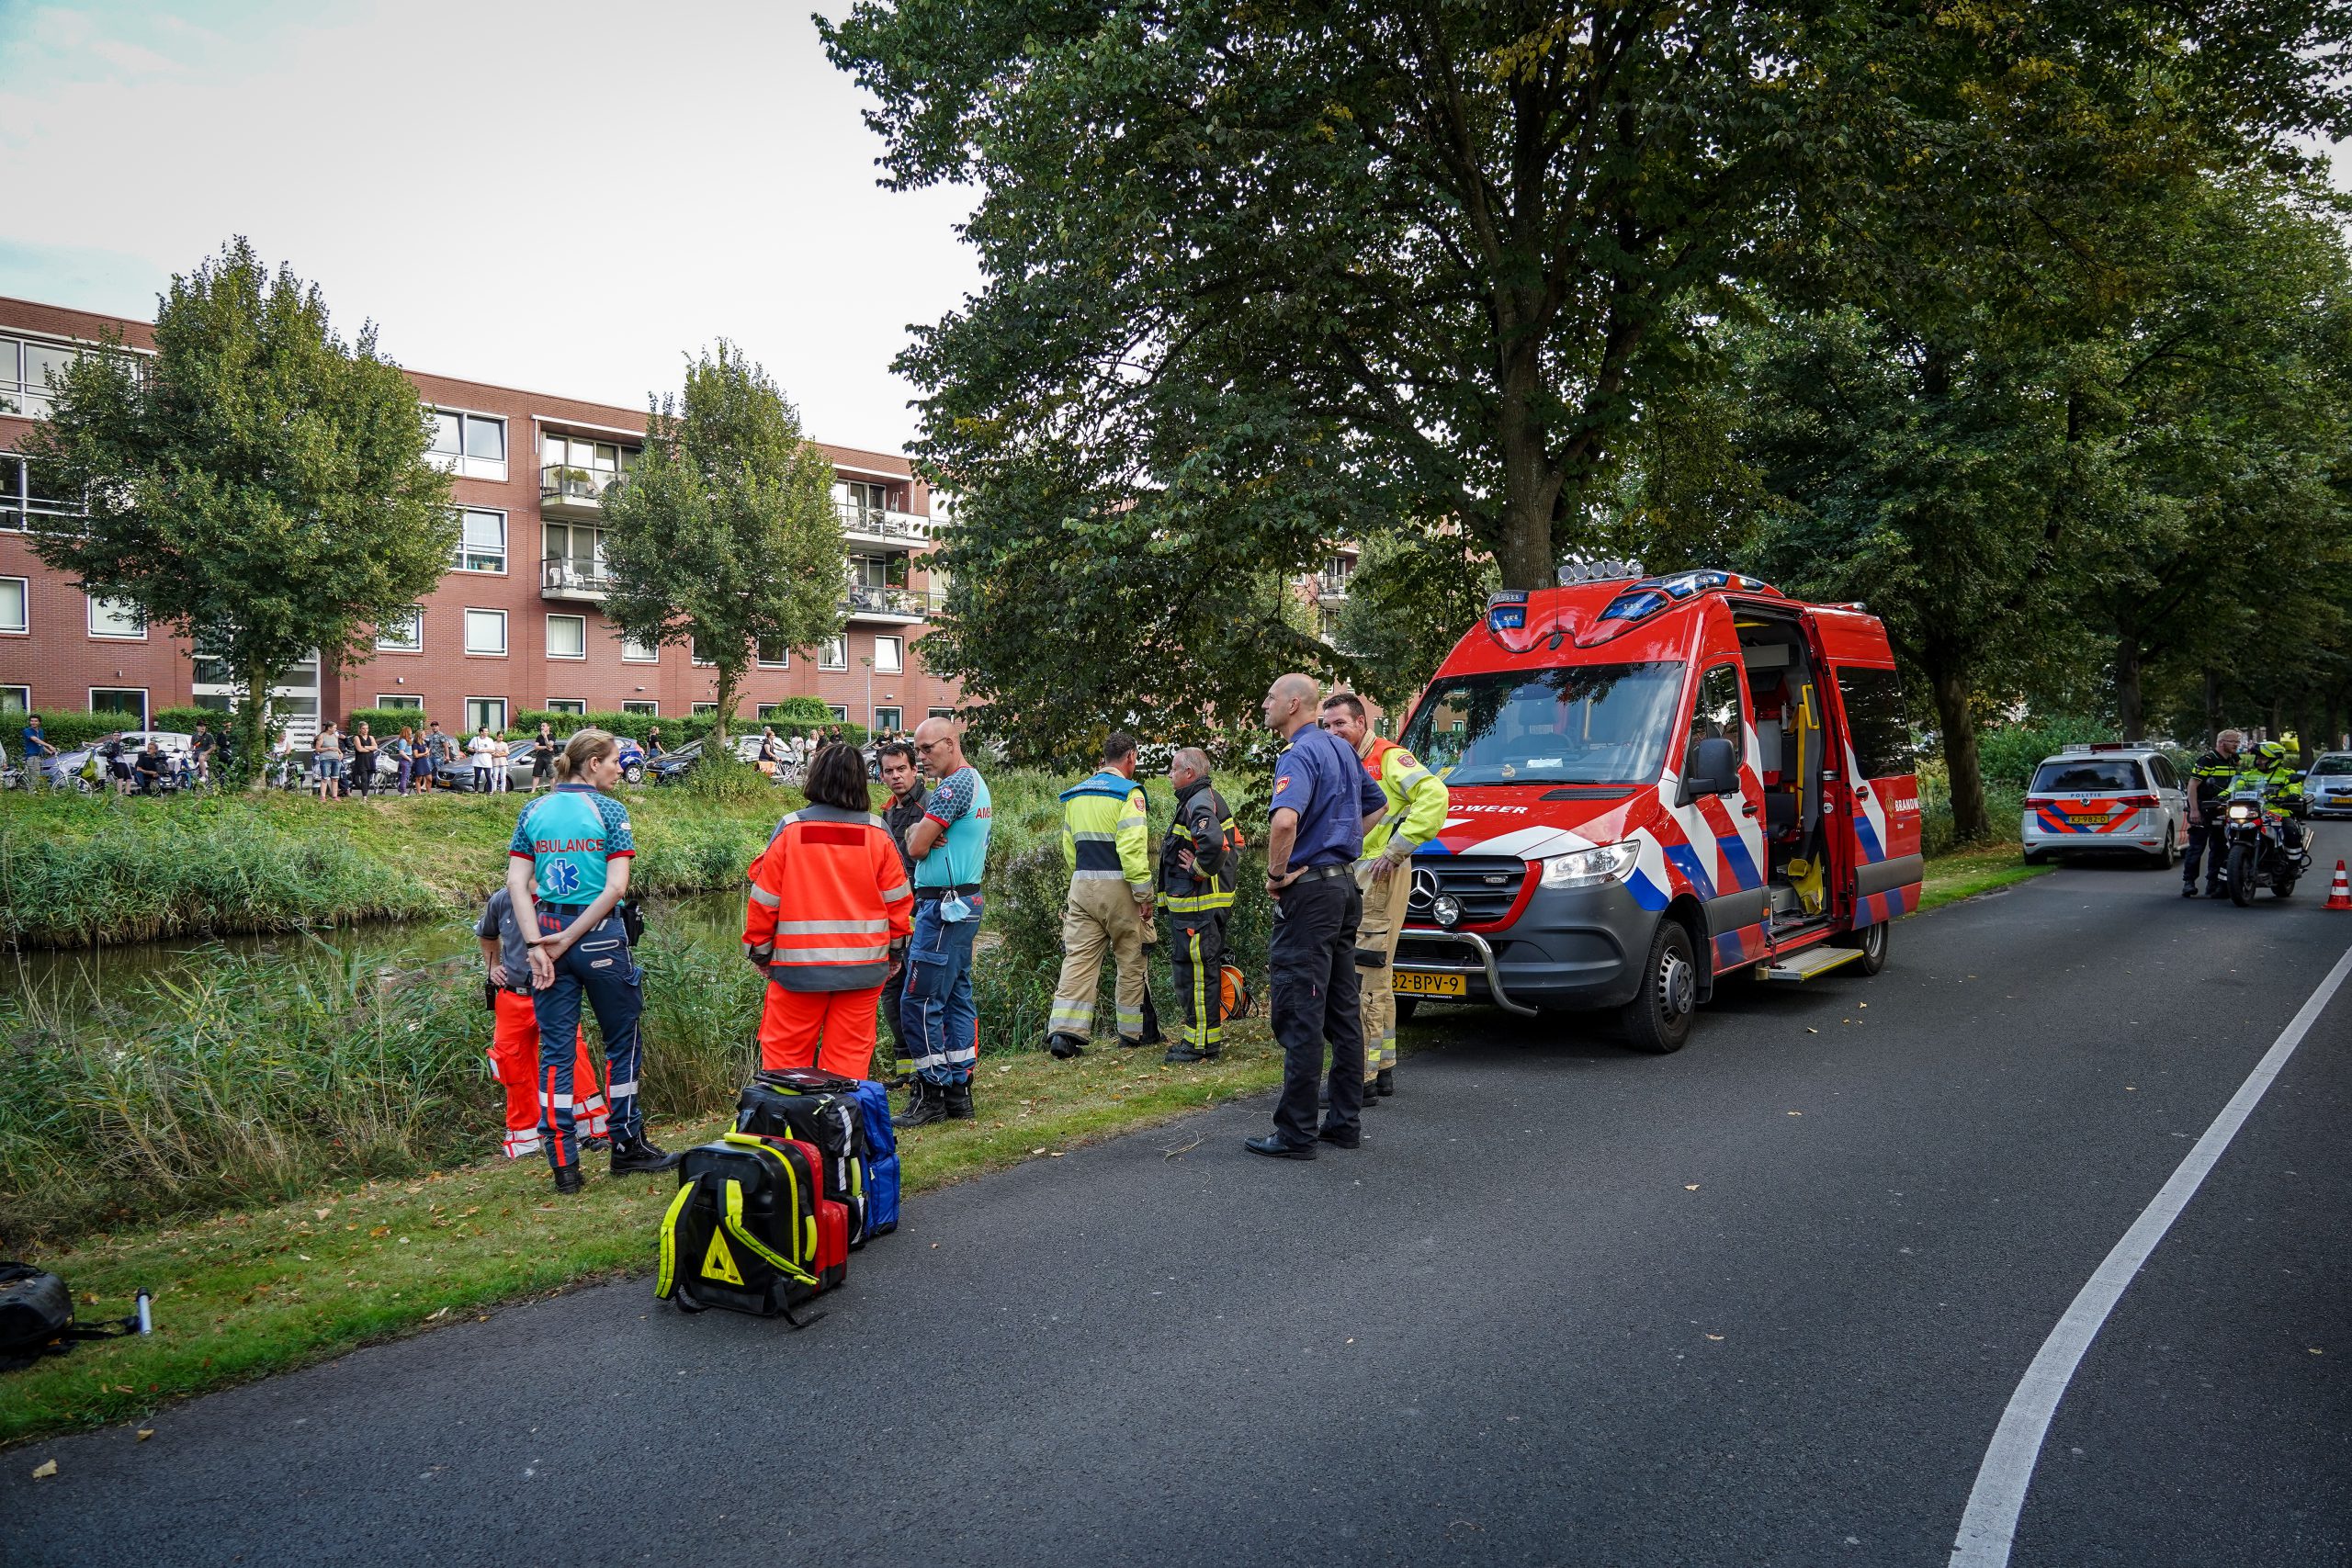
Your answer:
[0,0,980,452]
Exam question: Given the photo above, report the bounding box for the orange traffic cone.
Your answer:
[2326,861,2352,911]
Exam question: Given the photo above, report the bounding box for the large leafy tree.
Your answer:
[21,239,454,776]
[599,344,843,743]
[826,0,2351,742]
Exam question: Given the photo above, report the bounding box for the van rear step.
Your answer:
[1757,943,1864,983]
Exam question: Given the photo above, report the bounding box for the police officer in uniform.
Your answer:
[2235,736,2308,851]
[1246,674,1387,1160]
[1158,746,1238,1064]
[2182,728,2242,897]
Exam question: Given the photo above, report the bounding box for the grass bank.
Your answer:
[1916,843,2054,911]
[0,785,796,950]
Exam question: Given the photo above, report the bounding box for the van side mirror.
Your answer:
[1681,736,1738,803]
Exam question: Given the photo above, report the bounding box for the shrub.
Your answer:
[341,705,435,738]
[1973,716,2119,790]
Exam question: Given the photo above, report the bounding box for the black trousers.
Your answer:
[2182,821,2224,889]
[1170,909,1228,1051]
[881,960,911,1077]
[1269,874,1364,1146]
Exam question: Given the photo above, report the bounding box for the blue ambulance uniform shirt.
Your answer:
[915,765,993,888]
[1272,724,1386,868]
[508,784,635,903]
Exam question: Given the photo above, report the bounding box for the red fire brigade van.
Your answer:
[1391,565,1923,1053]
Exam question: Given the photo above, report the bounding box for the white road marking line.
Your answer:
[1948,940,2352,1568]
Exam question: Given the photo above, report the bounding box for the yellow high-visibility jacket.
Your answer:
[1359,737,1449,857]
[1060,769,1152,896]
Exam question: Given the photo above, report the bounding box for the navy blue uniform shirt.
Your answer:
[1271,723,1387,868]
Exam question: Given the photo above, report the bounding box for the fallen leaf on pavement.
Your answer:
[1805,1027,1818,1034]
[1787,1111,1803,1117]
[31,1460,56,1479]
[1705,1334,1724,1342]
[136,1429,154,1442]
[1684,1184,1701,1191]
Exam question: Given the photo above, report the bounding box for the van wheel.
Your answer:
[1620,919,1697,1055]
[1836,919,1890,976]
[2150,826,2177,870]
[1394,998,1419,1024]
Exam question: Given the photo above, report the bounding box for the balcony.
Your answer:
[541,558,614,602]
[836,502,933,548]
[541,464,621,518]
[1315,571,1353,603]
[842,583,944,623]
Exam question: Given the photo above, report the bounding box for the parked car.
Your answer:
[2302,750,2352,818]
[430,733,645,792]
[2019,743,2188,867]
[52,730,194,791]
[646,733,792,785]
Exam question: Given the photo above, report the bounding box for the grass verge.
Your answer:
[0,1026,1288,1449]
[1917,843,2054,912]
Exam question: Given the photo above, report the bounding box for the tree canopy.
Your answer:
[599,344,844,743]
[20,238,454,774]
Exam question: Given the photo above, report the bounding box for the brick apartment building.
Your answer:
[0,295,961,739]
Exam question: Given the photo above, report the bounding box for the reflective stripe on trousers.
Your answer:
[533,911,644,1169]
[904,894,983,1085]
[1048,876,1148,1039]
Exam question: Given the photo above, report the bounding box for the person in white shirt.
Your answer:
[490,730,512,793]
[469,727,496,794]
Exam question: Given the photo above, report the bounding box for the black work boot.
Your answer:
[1375,1067,1396,1098]
[610,1136,681,1176]
[1046,1032,1087,1059]
[900,1077,950,1128]
[1116,1035,1146,1049]
[551,1162,584,1195]
[1163,1042,1212,1064]
[944,1080,976,1121]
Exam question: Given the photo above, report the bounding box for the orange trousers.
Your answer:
[758,982,882,1079]
[489,989,605,1158]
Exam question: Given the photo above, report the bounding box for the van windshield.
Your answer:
[1399,662,1683,786]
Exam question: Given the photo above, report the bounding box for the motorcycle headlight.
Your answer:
[1539,840,1641,890]
[2227,803,2255,821]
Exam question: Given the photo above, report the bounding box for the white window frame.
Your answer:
[428,408,510,480]
[464,696,508,733]
[827,704,849,722]
[873,635,903,675]
[873,705,902,733]
[0,684,29,714]
[463,608,509,657]
[375,606,424,653]
[86,593,144,640]
[820,636,848,671]
[375,694,425,711]
[755,637,787,669]
[690,702,718,716]
[619,700,659,716]
[927,707,955,720]
[691,636,714,667]
[0,575,26,635]
[621,634,660,664]
[453,507,508,574]
[545,613,588,660]
[544,699,587,716]
[88,687,149,726]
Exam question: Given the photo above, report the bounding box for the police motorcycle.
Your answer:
[2221,782,2312,906]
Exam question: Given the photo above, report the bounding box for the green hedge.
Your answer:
[12,712,124,751]
[509,708,868,749]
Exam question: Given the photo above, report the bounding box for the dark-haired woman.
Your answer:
[505,728,676,1192]
[741,740,912,1078]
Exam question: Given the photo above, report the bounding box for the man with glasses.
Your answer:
[899,716,993,1125]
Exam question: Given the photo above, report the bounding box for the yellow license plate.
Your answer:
[1393,971,1466,996]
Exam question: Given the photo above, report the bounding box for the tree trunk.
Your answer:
[2114,634,2143,742]
[1493,339,1564,590]
[710,663,738,746]
[238,660,274,792]
[1925,649,1988,843]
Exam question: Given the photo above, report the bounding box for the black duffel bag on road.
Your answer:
[0,1263,138,1372]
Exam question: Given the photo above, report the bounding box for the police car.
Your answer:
[2302,752,2352,818]
[2019,743,2188,867]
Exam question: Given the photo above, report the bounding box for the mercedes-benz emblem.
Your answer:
[1408,866,1441,914]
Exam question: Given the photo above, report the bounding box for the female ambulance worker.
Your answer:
[506,728,676,1193]
[742,739,914,1078]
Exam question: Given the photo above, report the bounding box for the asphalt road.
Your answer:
[7,844,2349,1568]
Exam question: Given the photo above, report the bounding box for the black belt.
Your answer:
[540,903,600,917]
[914,884,983,900]
[1286,863,1353,884]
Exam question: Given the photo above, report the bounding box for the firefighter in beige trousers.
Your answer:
[1045,731,1156,1057]
[1320,692,1450,1097]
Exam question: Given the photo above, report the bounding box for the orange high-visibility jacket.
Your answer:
[743,804,915,991]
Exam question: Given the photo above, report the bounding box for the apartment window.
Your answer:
[873,636,903,675]
[756,703,786,720]
[542,434,631,498]
[690,636,714,667]
[546,614,588,660]
[545,699,587,716]
[927,707,955,720]
[87,594,144,640]
[376,607,423,652]
[874,705,902,733]
[756,637,786,668]
[0,685,28,714]
[464,608,508,656]
[428,410,508,478]
[620,700,658,716]
[827,704,849,722]
[453,508,506,572]
[691,702,718,716]
[0,457,80,529]
[542,521,607,592]
[848,554,890,589]
[0,577,25,635]
[376,694,424,711]
[0,337,85,418]
[90,687,148,725]
[465,697,507,734]
[820,637,847,671]
[621,634,659,663]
